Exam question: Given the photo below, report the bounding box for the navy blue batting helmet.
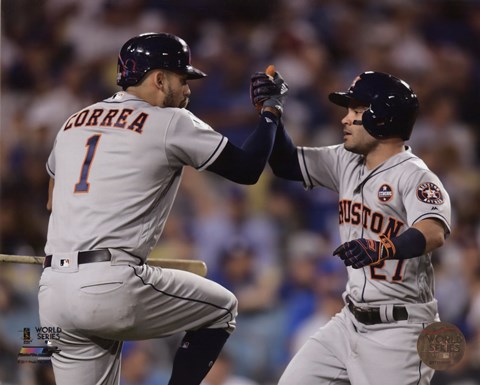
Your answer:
[117,32,207,89]
[329,71,419,140]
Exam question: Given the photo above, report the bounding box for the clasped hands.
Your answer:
[249,66,289,116]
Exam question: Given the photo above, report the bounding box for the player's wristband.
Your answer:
[390,227,426,260]
[261,108,281,123]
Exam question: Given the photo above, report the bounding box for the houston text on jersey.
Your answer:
[339,199,404,237]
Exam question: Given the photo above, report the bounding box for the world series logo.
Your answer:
[35,326,62,341]
[417,322,466,370]
[378,184,393,203]
[17,326,62,364]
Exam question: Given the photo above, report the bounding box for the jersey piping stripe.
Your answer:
[357,158,414,302]
[415,358,423,385]
[299,147,313,187]
[103,98,147,104]
[360,264,368,302]
[196,137,226,170]
[46,163,55,177]
[370,156,417,177]
[354,156,417,192]
[415,323,428,385]
[413,212,450,231]
[130,266,235,328]
[360,178,368,302]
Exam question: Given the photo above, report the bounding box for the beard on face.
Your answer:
[163,87,175,108]
[163,85,188,109]
[179,98,189,109]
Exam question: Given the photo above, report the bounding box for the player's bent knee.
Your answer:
[225,290,239,333]
[213,288,238,333]
[227,294,238,333]
[229,291,239,315]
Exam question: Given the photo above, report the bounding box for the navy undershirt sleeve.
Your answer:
[268,120,303,181]
[391,227,427,260]
[207,111,278,184]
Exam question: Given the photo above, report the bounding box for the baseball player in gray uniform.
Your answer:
[39,33,287,385]
[251,71,451,384]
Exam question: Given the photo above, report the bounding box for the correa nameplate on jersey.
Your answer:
[50,252,79,273]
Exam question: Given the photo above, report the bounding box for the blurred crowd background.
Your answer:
[1,0,479,384]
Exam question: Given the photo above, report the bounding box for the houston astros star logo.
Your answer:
[416,182,444,205]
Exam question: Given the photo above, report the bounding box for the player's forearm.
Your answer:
[390,219,445,260]
[335,220,446,268]
[411,219,446,254]
[388,228,427,260]
[268,121,303,181]
[206,111,278,184]
[240,110,278,159]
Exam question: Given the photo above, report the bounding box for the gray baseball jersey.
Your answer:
[278,143,451,385]
[298,144,451,305]
[45,91,227,260]
[40,91,237,385]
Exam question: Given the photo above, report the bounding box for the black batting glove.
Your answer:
[250,71,289,115]
[333,234,396,269]
[250,73,276,105]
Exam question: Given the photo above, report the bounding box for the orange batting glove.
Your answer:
[333,234,396,269]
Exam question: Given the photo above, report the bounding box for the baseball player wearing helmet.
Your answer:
[38,32,287,385]
[251,71,451,385]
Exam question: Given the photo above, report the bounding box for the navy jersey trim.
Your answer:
[416,353,423,385]
[130,266,235,327]
[412,213,450,232]
[415,323,427,385]
[103,98,146,104]
[360,268,368,302]
[355,157,417,191]
[46,163,55,177]
[374,157,416,175]
[196,137,225,170]
[356,157,416,302]
[413,212,448,223]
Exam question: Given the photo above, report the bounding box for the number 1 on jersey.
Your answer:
[74,134,101,193]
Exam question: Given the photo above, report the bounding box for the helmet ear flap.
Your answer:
[362,93,394,139]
